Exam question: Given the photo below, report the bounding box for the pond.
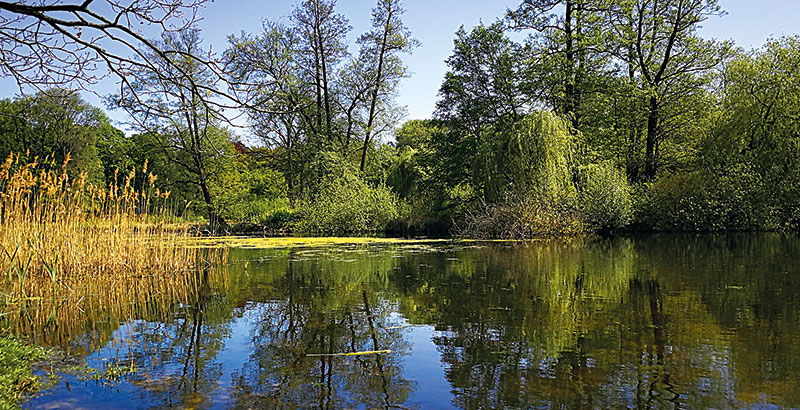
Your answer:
[8,234,800,409]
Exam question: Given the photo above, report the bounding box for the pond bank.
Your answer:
[0,337,46,409]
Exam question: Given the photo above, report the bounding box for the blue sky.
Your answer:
[2,0,800,130]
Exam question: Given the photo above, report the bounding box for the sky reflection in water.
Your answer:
[15,234,800,409]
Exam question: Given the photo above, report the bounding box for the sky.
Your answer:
[2,0,800,132]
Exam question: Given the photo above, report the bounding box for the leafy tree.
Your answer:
[291,0,352,143]
[297,151,403,233]
[701,36,800,227]
[0,89,120,182]
[434,23,535,209]
[436,23,532,140]
[478,112,576,203]
[506,0,612,130]
[226,23,317,204]
[356,0,419,171]
[612,0,727,181]
[115,28,231,225]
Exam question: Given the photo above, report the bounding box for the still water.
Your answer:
[13,234,800,409]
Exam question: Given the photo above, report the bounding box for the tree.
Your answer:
[701,36,800,227]
[291,0,351,143]
[613,0,726,180]
[434,23,535,205]
[436,23,532,140]
[115,28,230,225]
[0,89,119,181]
[0,0,236,111]
[709,37,800,175]
[226,23,316,204]
[506,0,611,130]
[356,0,418,172]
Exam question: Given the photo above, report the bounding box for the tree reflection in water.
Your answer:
[10,235,800,409]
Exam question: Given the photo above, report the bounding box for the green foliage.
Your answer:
[297,173,403,234]
[0,337,46,409]
[453,112,584,238]
[578,162,633,232]
[209,154,289,224]
[436,23,529,135]
[479,112,576,203]
[636,165,776,232]
[297,151,404,233]
[0,89,121,184]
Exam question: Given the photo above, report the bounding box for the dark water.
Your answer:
[16,234,800,409]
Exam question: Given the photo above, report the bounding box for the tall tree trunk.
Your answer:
[360,5,393,172]
[564,0,575,125]
[199,178,222,227]
[644,95,658,181]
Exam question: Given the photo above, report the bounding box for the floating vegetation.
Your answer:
[190,236,457,249]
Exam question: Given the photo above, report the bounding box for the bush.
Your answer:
[296,172,405,234]
[636,165,776,231]
[578,162,633,232]
[260,208,303,230]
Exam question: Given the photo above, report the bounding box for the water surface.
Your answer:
[10,234,800,409]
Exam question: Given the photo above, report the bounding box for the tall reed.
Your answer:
[0,152,224,306]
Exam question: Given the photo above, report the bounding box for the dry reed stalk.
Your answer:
[0,153,227,326]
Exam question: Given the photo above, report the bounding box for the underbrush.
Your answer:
[295,171,405,234]
[635,166,779,231]
[453,197,584,239]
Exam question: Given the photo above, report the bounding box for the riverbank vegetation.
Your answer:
[1,0,799,238]
[0,153,224,344]
[0,337,46,409]
[0,153,213,287]
[0,152,224,407]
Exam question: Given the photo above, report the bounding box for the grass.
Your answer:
[0,337,46,410]
[0,154,207,285]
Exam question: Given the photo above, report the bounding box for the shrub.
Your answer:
[636,165,776,231]
[454,194,583,239]
[296,172,404,234]
[578,162,633,232]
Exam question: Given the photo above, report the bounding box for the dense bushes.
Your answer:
[294,152,405,234]
[296,172,404,234]
[578,162,633,232]
[635,166,776,232]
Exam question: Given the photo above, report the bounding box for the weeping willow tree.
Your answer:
[479,111,576,202]
[456,111,582,238]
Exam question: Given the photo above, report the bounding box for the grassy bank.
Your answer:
[0,337,46,409]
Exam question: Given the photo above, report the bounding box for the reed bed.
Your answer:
[0,153,226,342]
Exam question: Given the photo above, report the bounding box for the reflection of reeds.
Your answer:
[3,264,228,350]
[0,153,227,346]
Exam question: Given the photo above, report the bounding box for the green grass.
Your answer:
[0,337,46,410]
